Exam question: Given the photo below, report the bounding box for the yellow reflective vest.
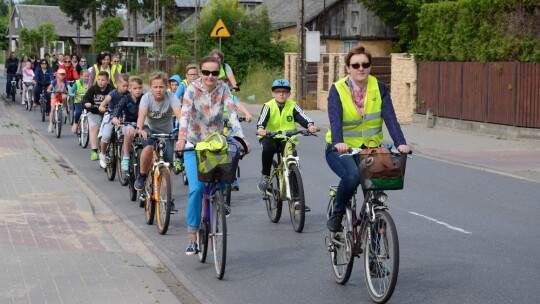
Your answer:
[264,99,297,133]
[325,75,383,147]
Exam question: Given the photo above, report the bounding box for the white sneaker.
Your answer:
[47,123,53,133]
[99,153,107,168]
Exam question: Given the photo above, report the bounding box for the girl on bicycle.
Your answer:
[47,69,71,133]
[177,56,250,255]
[21,61,34,105]
[325,46,409,232]
[69,70,90,133]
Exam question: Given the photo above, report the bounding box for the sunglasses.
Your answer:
[350,62,371,69]
[201,70,219,77]
[64,61,71,63]
[58,73,65,76]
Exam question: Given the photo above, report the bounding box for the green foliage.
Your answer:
[194,0,286,79]
[415,0,540,62]
[20,23,58,54]
[92,17,124,53]
[236,64,283,104]
[166,28,194,57]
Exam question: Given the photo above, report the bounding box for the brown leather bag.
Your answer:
[360,141,403,178]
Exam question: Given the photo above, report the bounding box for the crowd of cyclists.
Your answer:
[4,46,410,291]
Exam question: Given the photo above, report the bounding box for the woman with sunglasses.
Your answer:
[177,56,250,255]
[325,46,410,233]
[61,55,79,83]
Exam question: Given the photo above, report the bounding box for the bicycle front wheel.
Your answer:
[106,141,116,181]
[327,196,354,285]
[265,160,282,223]
[288,164,305,233]
[26,89,33,111]
[363,210,399,303]
[55,106,62,138]
[81,117,89,148]
[212,189,227,279]
[128,150,138,201]
[117,143,128,186]
[67,97,74,125]
[197,217,209,263]
[40,98,45,122]
[156,167,172,235]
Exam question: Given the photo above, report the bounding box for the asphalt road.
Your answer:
[11,97,540,304]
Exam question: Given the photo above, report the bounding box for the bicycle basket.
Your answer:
[359,153,408,190]
[196,133,240,183]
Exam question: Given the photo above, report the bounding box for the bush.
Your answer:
[415,0,540,62]
[235,64,283,104]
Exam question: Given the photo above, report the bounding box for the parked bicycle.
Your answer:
[141,132,178,235]
[325,146,411,303]
[262,129,317,233]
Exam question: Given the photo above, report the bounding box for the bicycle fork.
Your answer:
[281,156,300,201]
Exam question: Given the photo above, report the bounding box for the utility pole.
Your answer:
[296,0,306,102]
[8,0,12,52]
[194,0,200,62]
[162,6,165,58]
[153,0,159,69]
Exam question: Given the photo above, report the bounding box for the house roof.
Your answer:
[260,0,341,29]
[173,0,262,8]
[12,5,149,38]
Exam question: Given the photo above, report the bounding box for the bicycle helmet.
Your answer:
[271,79,291,91]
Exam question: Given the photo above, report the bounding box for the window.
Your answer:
[14,17,18,29]
[51,41,65,54]
[343,40,358,53]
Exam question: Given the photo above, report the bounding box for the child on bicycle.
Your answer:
[47,69,71,133]
[134,72,183,214]
[111,76,144,173]
[98,73,131,169]
[256,79,318,211]
[69,69,90,133]
[82,71,113,161]
[21,61,34,105]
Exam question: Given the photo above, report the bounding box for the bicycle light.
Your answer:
[375,192,388,203]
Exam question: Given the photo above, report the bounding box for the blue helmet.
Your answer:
[271,79,291,91]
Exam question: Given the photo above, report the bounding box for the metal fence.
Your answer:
[417,62,540,128]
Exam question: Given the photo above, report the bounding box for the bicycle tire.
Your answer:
[128,150,137,201]
[212,189,227,280]
[156,167,172,235]
[197,218,209,263]
[288,164,305,233]
[55,106,62,138]
[10,85,15,102]
[363,210,399,304]
[67,97,74,125]
[144,177,155,225]
[106,141,116,181]
[224,183,231,206]
[26,89,33,111]
[265,159,282,223]
[81,117,89,148]
[327,196,354,285]
[117,143,128,186]
[40,98,45,122]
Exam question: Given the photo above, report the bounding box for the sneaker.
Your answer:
[99,153,107,168]
[257,175,270,192]
[294,201,311,212]
[121,158,129,172]
[47,123,53,133]
[169,201,178,214]
[90,150,99,161]
[231,179,239,191]
[327,214,343,232]
[134,174,146,191]
[224,203,231,217]
[185,240,198,256]
[369,260,391,278]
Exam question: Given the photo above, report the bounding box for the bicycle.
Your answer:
[325,147,411,303]
[115,121,136,186]
[50,90,66,138]
[66,94,75,125]
[128,135,143,202]
[141,132,178,235]
[171,124,188,186]
[23,81,34,111]
[103,113,118,182]
[8,73,21,103]
[222,116,246,206]
[262,129,317,233]
[36,81,50,123]
[186,134,245,280]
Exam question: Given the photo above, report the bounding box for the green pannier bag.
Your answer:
[195,133,240,183]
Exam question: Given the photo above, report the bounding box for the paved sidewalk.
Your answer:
[0,100,181,303]
[244,103,540,182]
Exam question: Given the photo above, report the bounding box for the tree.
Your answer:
[92,17,124,53]
[19,23,58,55]
[356,0,443,52]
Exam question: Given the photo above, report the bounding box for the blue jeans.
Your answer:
[74,103,83,123]
[325,144,364,215]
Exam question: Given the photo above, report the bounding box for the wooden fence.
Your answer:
[417,62,540,128]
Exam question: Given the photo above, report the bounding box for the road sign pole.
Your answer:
[219,38,222,50]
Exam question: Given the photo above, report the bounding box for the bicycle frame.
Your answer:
[271,135,300,202]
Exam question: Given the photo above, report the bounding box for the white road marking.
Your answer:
[409,211,472,234]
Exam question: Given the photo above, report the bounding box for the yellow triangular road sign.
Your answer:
[210,19,231,38]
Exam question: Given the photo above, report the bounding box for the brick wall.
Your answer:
[390,53,417,124]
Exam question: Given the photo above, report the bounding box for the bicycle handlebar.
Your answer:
[262,129,319,138]
[333,146,413,156]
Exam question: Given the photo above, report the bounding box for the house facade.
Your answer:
[7,5,149,56]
